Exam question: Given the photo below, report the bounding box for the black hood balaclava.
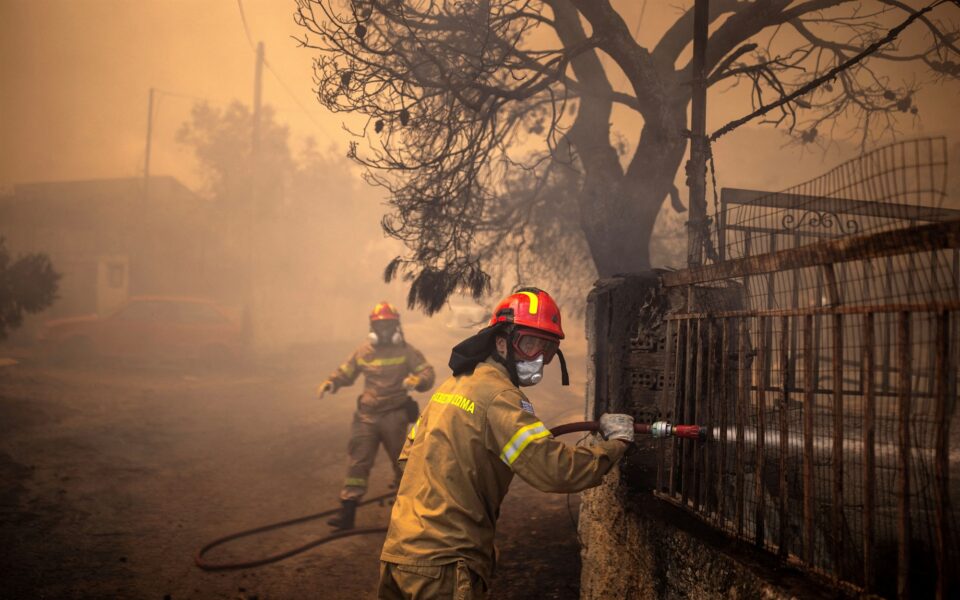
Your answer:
[448,323,518,385]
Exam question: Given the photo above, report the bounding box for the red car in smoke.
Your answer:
[39,296,244,366]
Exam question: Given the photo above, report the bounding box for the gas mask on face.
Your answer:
[515,354,544,387]
[368,323,404,346]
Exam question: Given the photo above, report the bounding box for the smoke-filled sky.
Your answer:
[3,0,958,189]
[0,0,341,187]
[1,0,958,298]
[0,0,957,185]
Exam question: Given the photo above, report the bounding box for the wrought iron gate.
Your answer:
[654,138,958,597]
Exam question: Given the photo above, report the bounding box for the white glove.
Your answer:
[599,413,635,443]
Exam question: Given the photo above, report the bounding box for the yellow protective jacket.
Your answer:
[328,342,435,415]
[380,357,626,585]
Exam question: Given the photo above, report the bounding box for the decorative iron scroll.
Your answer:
[781,210,860,234]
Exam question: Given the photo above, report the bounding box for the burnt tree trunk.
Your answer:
[553,1,689,276]
[570,110,688,277]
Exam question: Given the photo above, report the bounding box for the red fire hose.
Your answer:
[549,421,707,440]
[194,420,705,571]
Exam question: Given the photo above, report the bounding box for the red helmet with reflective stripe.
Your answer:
[488,287,564,339]
[370,301,400,321]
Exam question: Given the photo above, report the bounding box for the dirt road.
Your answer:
[0,346,587,599]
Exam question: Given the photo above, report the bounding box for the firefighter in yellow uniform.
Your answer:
[318,301,435,530]
[378,288,634,599]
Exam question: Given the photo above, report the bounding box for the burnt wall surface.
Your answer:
[578,273,840,600]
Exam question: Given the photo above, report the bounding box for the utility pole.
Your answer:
[143,87,155,202]
[251,42,264,177]
[243,42,265,349]
[686,0,709,268]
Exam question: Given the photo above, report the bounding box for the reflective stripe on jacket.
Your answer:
[380,357,626,585]
[328,342,435,414]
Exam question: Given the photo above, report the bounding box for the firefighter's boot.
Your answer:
[327,499,357,530]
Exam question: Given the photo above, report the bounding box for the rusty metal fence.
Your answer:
[654,139,958,598]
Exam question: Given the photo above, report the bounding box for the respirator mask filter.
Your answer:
[369,322,403,346]
[515,354,544,387]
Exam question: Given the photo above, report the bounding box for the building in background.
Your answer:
[0,173,408,352]
[0,176,241,339]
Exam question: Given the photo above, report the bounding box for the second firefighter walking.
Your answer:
[317,301,435,530]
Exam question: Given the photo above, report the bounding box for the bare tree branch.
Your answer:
[296,0,960,313]
[711,0,956,141]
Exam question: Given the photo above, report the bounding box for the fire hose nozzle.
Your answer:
[648,421,706,441]
[673,424,707,440]
[650,421,672,438]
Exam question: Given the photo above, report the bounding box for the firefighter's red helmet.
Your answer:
[370,301,400,321]
[488,287,564,339]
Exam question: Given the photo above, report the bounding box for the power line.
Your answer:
[155,88,325,115]
[236,0,257,49]
[154,88,211,103]
[632,0,648,40]
[235,0,337,140]
[264,61,337,139]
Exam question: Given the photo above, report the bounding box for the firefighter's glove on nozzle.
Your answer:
[317,380,335,399]
[402,374,420,390]
[599,413,635,443]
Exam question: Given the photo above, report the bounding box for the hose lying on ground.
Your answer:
[194,492,394,570]
[193,420,704,570]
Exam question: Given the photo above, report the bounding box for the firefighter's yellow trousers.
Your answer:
[340,407,409,501]
[377,560,487,600]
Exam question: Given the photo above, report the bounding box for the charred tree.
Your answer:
[295,0,960,312]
